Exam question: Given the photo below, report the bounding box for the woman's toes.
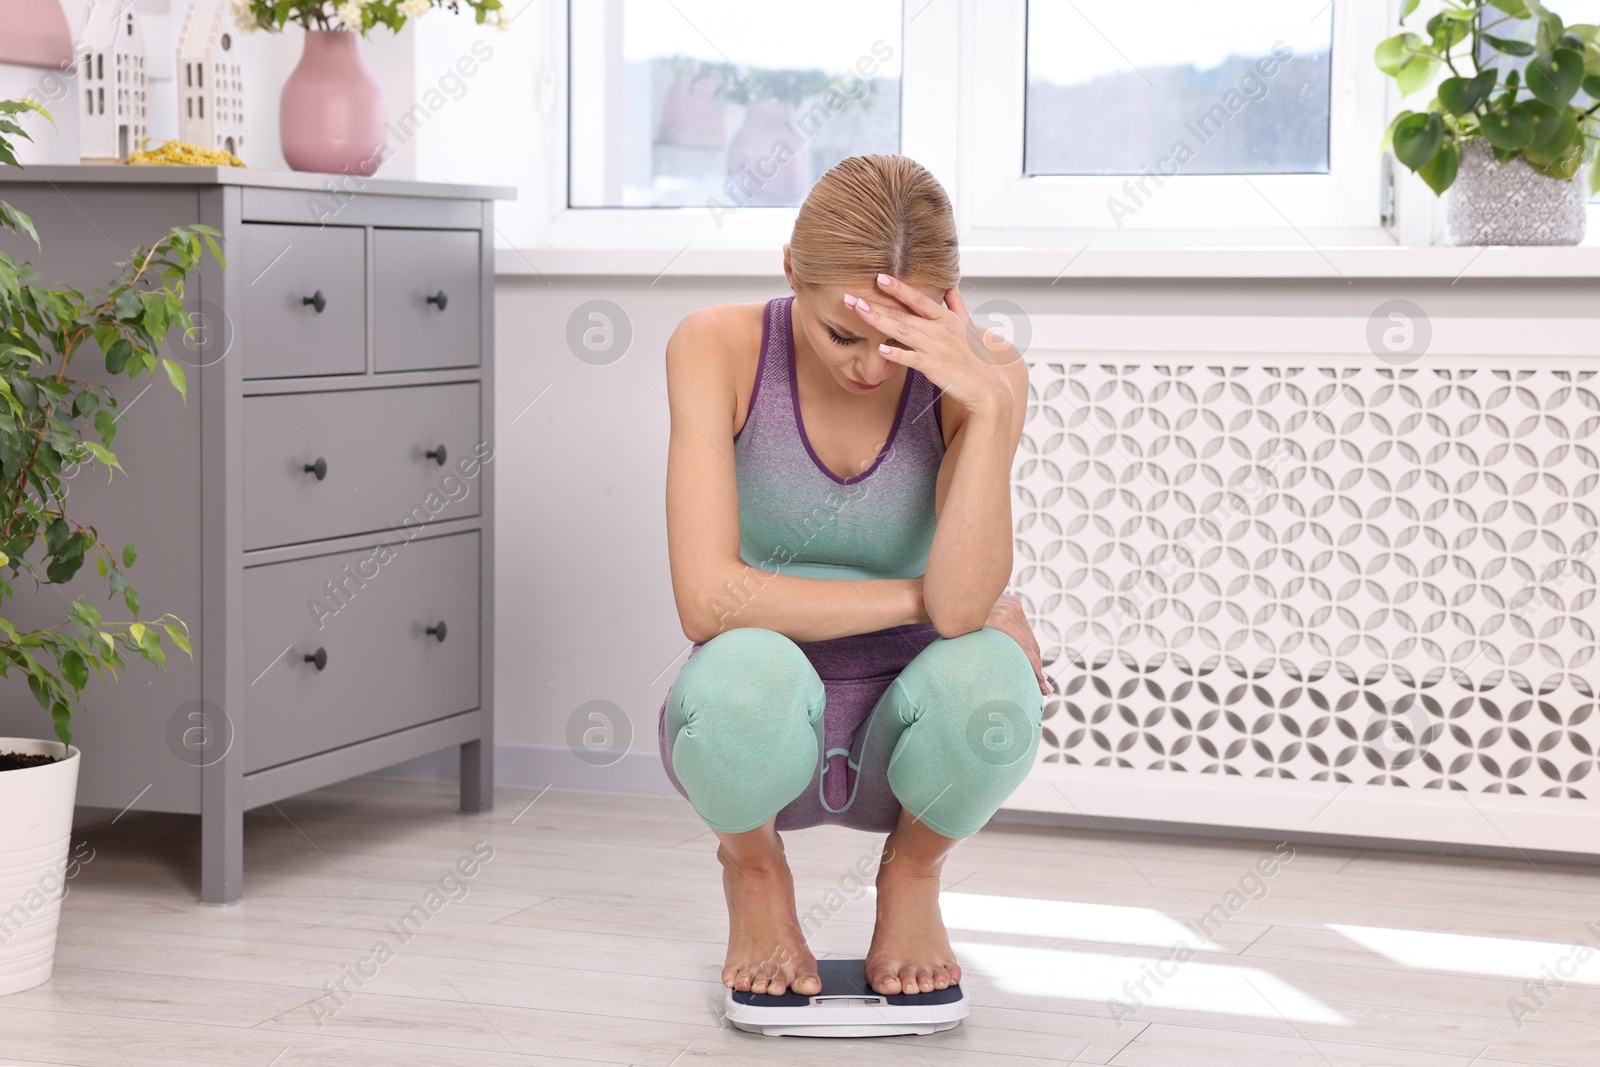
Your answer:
[732,967,753,992]
[931,965,951,989]
[870,968,902,995]
[898,965,920,995]
[792,970,822,996]
[915,968,935,992]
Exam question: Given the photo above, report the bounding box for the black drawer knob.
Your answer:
[425,444,448,466]
[426,621,448,643]
[303,289,327,314]
[427,289,448,311]
[303,457,328,481]
[304,647,328,671]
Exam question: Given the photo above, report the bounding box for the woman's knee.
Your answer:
[898,628,1042,726]
[890,626,1043,777]
[668,626,823,732]
[664,627,823,833]
[879,628,1042,837]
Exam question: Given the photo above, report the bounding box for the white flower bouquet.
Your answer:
[228,0,508,35]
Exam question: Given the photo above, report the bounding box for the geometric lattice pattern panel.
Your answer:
[1014,364,1600,797]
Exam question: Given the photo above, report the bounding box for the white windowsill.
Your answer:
[494,242,1600,280]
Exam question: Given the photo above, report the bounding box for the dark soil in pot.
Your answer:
[0,750,63,772]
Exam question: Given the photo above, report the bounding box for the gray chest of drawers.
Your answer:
[0,167,511,904]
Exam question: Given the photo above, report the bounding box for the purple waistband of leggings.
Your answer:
[790,622,941,682]
[687,623,941,683]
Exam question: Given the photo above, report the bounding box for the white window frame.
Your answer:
[527,0,1408,253]
[958,0,1396,244]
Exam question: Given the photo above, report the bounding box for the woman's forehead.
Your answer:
[808,281,941,312]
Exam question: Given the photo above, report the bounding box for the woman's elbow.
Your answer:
[679,610,714,645]
[930,607,987,640]
[924,564,1007,640]
[679,597,732,644]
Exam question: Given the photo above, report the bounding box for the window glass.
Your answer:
[1024,0,1334,176]
[568,0,902,208]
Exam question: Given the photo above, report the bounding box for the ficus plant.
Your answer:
[1375,0,1600,194]
[0,98,223,755]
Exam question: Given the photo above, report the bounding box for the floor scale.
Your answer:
[724,958,969,1037]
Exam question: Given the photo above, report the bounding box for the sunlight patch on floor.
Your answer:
[1329,924,1600,984]
[953,941,1348,1023]
[920,890,1222,950]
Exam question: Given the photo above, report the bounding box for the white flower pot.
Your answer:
[0,737,80,996]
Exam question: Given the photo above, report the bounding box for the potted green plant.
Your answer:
[0,99,218,996]
[1376,0,1600,244]
[228,0,505,175]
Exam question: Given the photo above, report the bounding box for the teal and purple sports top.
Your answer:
[733,294,947,582]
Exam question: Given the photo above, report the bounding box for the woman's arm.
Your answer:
[922,360,1027,638]
[664,306,931,645]
[841,277,1030,639]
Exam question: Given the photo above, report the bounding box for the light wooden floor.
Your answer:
[4,777,1598,1066]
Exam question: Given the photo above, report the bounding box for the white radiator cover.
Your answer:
[1005,315,1598,854]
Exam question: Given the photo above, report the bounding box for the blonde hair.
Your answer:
[788,154,959,292]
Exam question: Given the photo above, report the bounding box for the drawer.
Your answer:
[241,223,366,378]
[243,531,481,772]
[373,228,481,372]
[243,382,482,550]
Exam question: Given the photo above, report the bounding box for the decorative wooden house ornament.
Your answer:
[78,0,148,162]
[178,3,245,158]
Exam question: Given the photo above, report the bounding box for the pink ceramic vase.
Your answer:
[279,29,387,176]
[0,0,74,68]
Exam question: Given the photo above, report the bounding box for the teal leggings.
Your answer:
[657,625,1043,839]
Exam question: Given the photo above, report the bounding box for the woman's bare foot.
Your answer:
[864,808,965,996]
[714,821,821,997]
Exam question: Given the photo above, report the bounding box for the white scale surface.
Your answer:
[724,958,969,1037]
